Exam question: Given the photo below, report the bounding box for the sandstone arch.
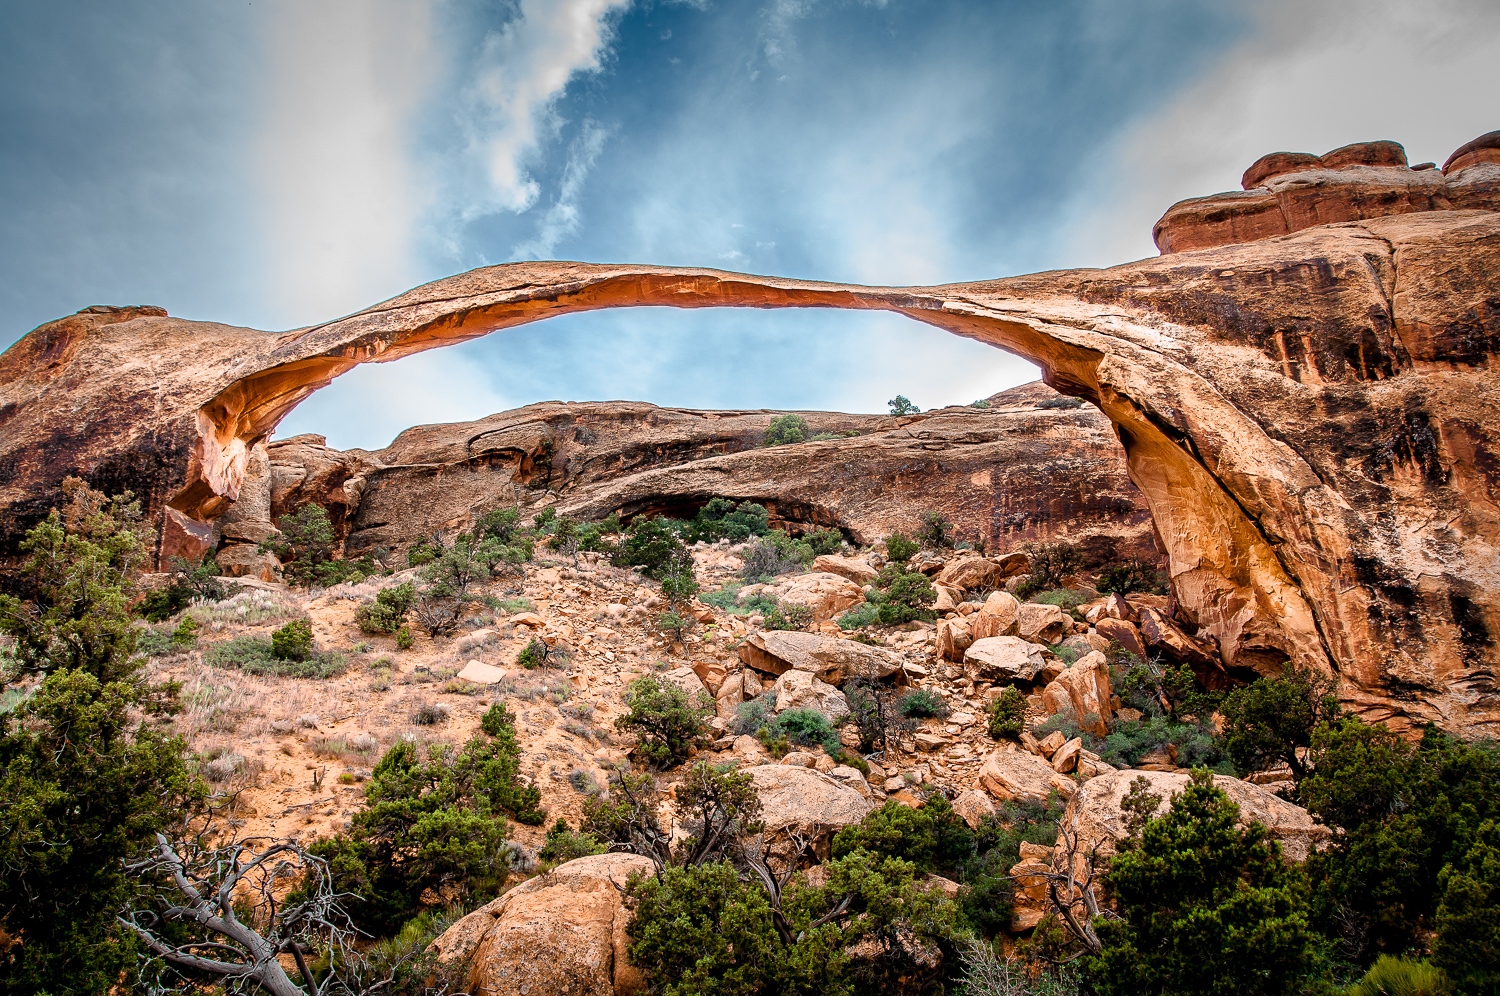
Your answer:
[2,140,1497,733]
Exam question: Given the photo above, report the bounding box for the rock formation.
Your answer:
[1,131,1496,732]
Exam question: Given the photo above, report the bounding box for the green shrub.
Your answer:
[896,687,950,719]
[986,686,1026,739]
[803,526,844,556]
[1220,666,1340,787]
[306,706,542,933]
[1096,716,1229,771]
[1016,541,1082,599]
[837,600,880,630]
[406,536,439,567]
[918,511,953,549]
[260,504,373,587]
[136,583,192,622]
[689,498,771,542]
[739,531,814,581]
[205,635,347,679]
[539,819,607,864]
[875,569,936,624]
[1348,956,1454,996]
[516,638,550,669]
[762,707,840,753]
[1084,769,1315,996]
[612,517,687,579]
[170,616,199,647]
[271,618,314,661]
[133,624,175,658]
[832,795,974,874]
[1096,560,1166,596]
[888,395,920,415]
[395,624,414,650]
[731,695,776,737]
[885,532,918,564]
[616,675,714,767]
[356,582,416,634]
[764,413,809,446]
[1431,819,1500,993]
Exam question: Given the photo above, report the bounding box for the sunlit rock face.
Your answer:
[0,131,1496,735]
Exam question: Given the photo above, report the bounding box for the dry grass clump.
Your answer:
[187,589,306,632]
[310,733,383,763]
[409,701,452,726]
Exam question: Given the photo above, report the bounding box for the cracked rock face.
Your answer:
[1,132,1496,734]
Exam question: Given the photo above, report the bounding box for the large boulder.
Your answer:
[738,630,905,684]
[746,764,875,858]
[1060,769,1331,863]
[770,668,850,722]
[976,745,1079,804]
[430,853,654,996]
[1039,651,1114,735]
[934,553,1029,591]
[1018,602,1070,644]
[936,617,974,662]
[963,636,1049,683]
[767,572,865,622]
[715,671,747,719]
[813,554,878,585]
[1136,607,1232,690]
[968,590,1020,640]
[1094,617,1146,659]
[658,666,711,703]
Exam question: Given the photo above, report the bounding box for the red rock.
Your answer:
[1094,617,1146,659]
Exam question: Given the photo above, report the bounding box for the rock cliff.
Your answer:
[1,131,1496,732]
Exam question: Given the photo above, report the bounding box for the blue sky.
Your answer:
[2,0,1495,449]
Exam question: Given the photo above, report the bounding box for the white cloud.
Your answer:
[254,0,441,329]
[1059,0,1500,268]
[511,120,613,259]
[461,0,632,218]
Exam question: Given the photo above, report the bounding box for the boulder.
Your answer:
[214,544,282,582]
[430,852,654,996]
[963,636,1049,683]
[951,788,997,829]
[933,583,962,613]
[1103,592,1136,622]
[780,751,817,768]
[746,764,875,858]
[659,666,711,703]
[1136,607,1232,690]
[977,745,1079,804]
[1093,617,1146,658]
[1059,769,1331,863]
[1018,602,1070,644]
[738,630,905,684]
[1009,855,1052,931]
[968,590,1020,640]
[1039,651,1113,735]
[715,671,746,719]
[771,669,851,722]
[813,554,879,585]
[936,617,974,662]
[690,659,729,696]
[1051,737,1083,773]
[828,764,871,799]
[771,572,865,622]
[934,553,1030,591]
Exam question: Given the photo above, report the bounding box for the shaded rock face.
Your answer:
[309,392,1152,561]
[1,131,1497,734]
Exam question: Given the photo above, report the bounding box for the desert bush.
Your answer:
[355,581,416,634]
[1347,956,1453,996]
[885,532,919,564]
[409,701,450,726]
[759,707,841,753]
[732,695,776,737]
[185,588,304,631]
[1095,560,1166,596]
[762,602,814,631]
[539,819,607,864]
[837,600,880,630]
[888,394,921,415]
[204,636,348,679]
[271,618,313,661]
[497,597,534,613]
[1096,716,1229,771]
[764,413,809,446]
[986,686,1026,739]
[568,768,601,794]
[260,504,372,588]
[395,625,414,650]
[133,624,176,658]
[688,498,772,542]
[896,687,951,719]
[306,703,542,933]
[516,637,552,669]
[875,568,936,624]
[1036,395,1085,410]
[738,532,814,581]
[918,511,954,549]
[1219,666,1340,788]
[617,674,714,767]
[1016,542,1082,599]
[803,526,845,556]
[612,517,688,579]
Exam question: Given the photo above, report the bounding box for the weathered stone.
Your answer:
[1037,731,1066,757]
[690,660,729,696]
[951,788,997,829]
[963,636,1049,683]
[1018,602,1070,644]
[429,853,654,996]
[715,671,746,719]
[738,630,905,684]
[936,617,974,662]
[780,751,817,768]
[769,572,865,622]
[828,764,870,798]
[1040,651,1114,735]
[968,590,1021,640]
[813,554,878,585]
[1060,769,1331,863]
[933,553,1030,591]
[1137,607,1231,690]
[659,666,711,704]
[770,669,850,722]
[1094,617,1145,659]
[1051,737,1083,773]
[977,745,1079,804]
[746,764,874,858]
